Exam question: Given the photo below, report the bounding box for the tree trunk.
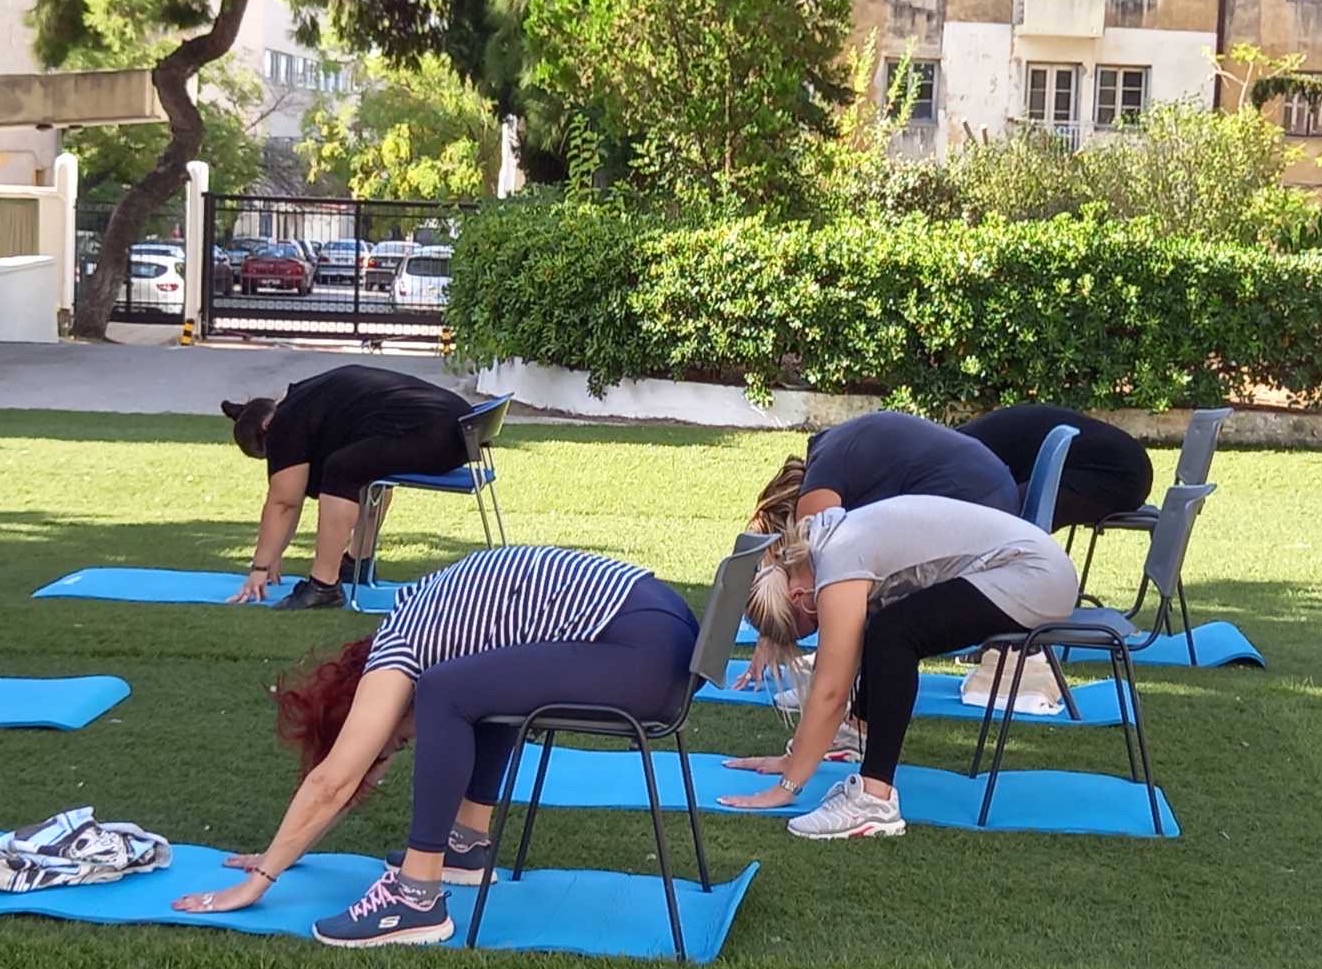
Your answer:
[71,0,250,341]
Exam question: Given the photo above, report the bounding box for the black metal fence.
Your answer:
[202,194,476,343]
[75,198,187,325]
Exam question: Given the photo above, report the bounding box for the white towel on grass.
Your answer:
[0,806,170,893]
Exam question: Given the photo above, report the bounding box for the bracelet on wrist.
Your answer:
[778,776,804,797]
[249,564,269,573]
[253,866,278,884]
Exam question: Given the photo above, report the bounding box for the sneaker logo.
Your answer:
[378,916,401,929]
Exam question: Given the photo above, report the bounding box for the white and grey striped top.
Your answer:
[364,546,652,681]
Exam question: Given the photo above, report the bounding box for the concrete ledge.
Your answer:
[477,358,1322,447]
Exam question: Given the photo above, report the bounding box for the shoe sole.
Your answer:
[313,916,455,948]
[385,860,498,886]
[787,819,907,841]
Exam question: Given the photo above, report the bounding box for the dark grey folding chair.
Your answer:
[465,532,778,962]
[970,483,1216,836]
[347,395,513,610]
[1068,407,1232,665]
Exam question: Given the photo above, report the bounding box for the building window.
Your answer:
[884,59,938,123]
[1283,79,1322,137]
[1027,63,1079,124]
[1096,67,1149,126]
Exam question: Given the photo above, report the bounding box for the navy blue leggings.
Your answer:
[407,576,699,852]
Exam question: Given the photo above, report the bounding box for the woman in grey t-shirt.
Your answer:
[719,496,1077,839]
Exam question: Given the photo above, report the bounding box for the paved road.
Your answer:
[0,343,474,416]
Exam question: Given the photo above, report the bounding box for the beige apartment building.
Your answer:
[853,0,1322,187]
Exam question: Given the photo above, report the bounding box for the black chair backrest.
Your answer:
[1174,407,1233,487]
[688,533,779,691]
[1144,483,1216,600]
[460,395,513,464]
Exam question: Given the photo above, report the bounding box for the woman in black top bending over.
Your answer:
[222,365,472,610]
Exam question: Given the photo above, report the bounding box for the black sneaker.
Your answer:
[339,554,375,586]
[385,839,498,887]
[273,578,345,611]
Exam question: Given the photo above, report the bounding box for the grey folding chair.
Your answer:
[347,395,513,610]
[465,532,777,962]
[1069,407,1232,665]
[971,483,1216,836]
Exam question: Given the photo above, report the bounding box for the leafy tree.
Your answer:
[287,0,569,182]
[29,0,250,340]
[298,53,499,201]
[523,0,852,207]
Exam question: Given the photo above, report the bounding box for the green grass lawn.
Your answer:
[1,409,1320,969]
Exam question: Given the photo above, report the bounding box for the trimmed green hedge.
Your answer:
[446,200,1322,413]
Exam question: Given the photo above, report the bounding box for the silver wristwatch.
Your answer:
[778,777,803,796]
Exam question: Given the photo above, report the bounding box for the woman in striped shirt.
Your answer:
[172,546,699,948]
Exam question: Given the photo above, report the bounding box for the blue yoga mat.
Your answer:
[507,745,1178,838]
[0,676,130,730]
[32,568,407,615]
[1055,621,1264,668]
[736,617,1262,669]
[696,660,1135,727]
[0,843,756,963]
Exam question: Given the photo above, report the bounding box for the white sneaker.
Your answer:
[786,774,906,840]
[772,686,800,712]
[785,720,865,763]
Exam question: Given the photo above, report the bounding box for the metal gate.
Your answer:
[75,197,187,325]
[202,193,474,342]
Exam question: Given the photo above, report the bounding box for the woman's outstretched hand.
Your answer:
[172,875,266,914]
[730,638,781,691]
[222,853,265,871]
[722,755,788,774]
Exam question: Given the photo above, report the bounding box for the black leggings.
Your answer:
[407,576,699,851]
[857,578,1027,785]
[1016,477,1149,532]
[314,425,468,502]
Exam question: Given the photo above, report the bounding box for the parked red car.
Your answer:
[240,243,314,296]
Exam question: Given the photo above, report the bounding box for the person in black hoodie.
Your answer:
[222,365,472,610]
[957,404,1154,531]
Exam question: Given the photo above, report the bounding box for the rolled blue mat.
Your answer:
[0,676,130,730]
[0,843,757,963]
[32,567,406,615]
[508,745,1179,838]
[696,660,1135,726]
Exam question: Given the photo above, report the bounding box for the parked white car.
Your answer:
[118,253,185,311]
[316,238,371,285]
[391,246,453,310]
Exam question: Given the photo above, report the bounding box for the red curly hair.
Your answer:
[273,637,373,781]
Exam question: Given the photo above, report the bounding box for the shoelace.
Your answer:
[348,876,399,922]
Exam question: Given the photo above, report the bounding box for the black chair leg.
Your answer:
[635,728,686,962]
[1120,645,1163,836]
[970,645,1010,778]
[1065,524,1077,555]
[512,731,556,880]
[978,645,1030,827]
[675,730,711,893]
[1109,649,1138,782]
[1043,646,1080,721]
[1077,526,1103,603]
[467,719,534,949]
[1177,579,1198,666]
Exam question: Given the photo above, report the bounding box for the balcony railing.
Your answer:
[1009,119,1096,153]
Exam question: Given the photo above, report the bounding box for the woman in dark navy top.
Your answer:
[222,365,472,610]
[958,404,1153,531]
[748,411,1020,538]
[173,546,698,948]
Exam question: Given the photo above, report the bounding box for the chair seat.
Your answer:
[985,607,1138,649]
[481,710,674,739]
[1095,504,1159,531]
[376,467,496,493]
